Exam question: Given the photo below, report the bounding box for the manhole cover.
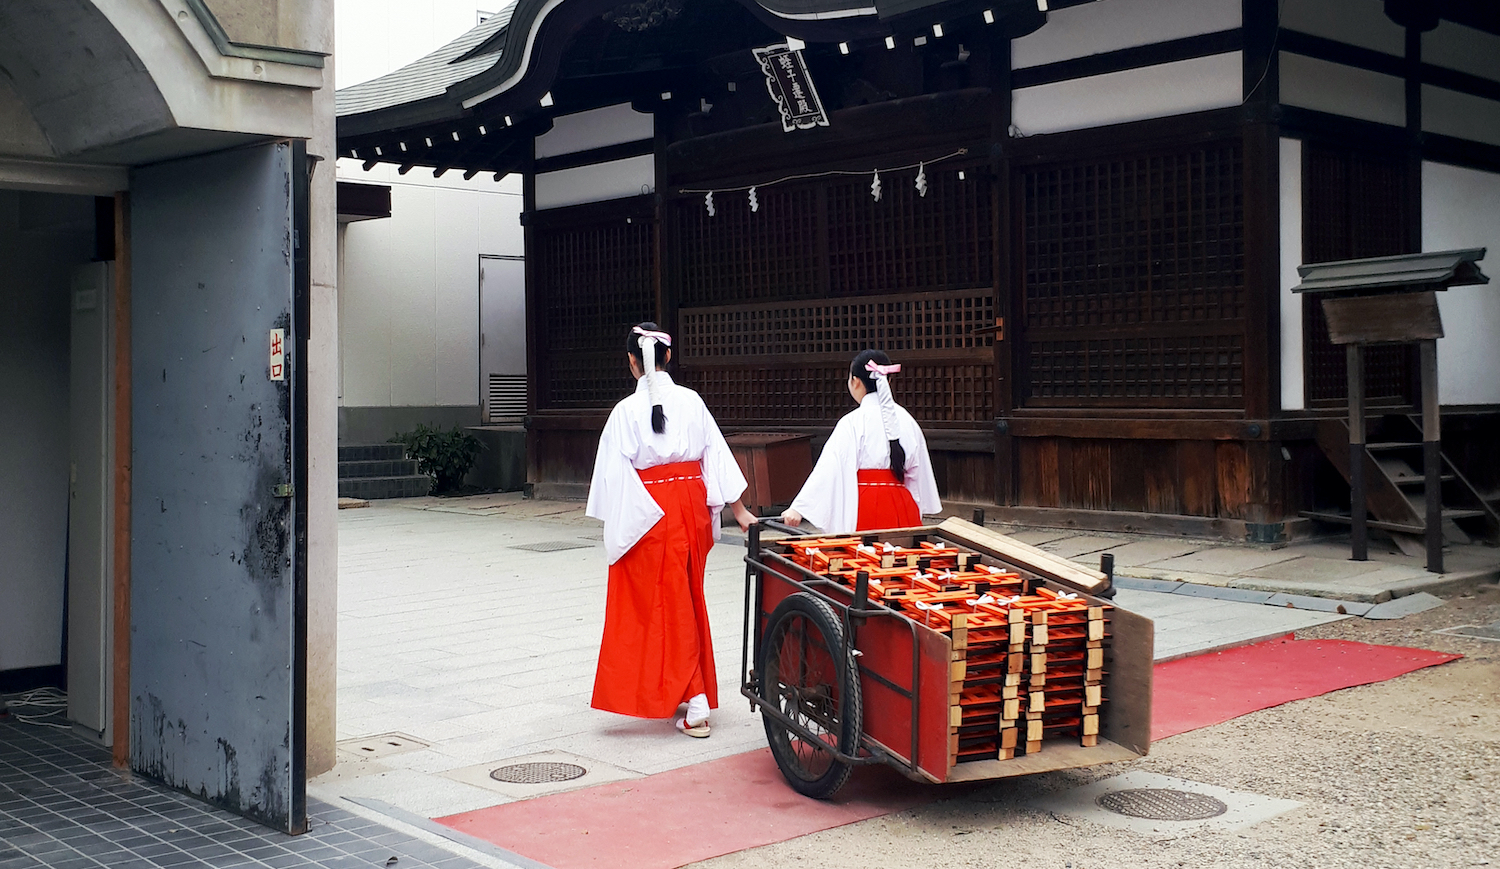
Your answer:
[1095,788,1228,821]
[510,540,593,553]
[490,762,588,784]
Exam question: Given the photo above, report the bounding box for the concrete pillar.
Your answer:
[291,0,339,778]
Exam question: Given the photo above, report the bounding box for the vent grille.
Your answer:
[487,374,527,423]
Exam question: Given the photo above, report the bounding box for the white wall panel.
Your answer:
[435,196,480,406]
[535,154,656,210]
[0,191,91,673]
[1423,86,1500,148]
[1279,138,1304,411]
[479,191,524,256]
[535,103,654,159]
[1011,0,1239,70]
[1424,21,1500,84]
[338,171,523,408]
[1279,52,1404,128]
[385,185,439,408]
[1011,53,1242,137]
[1422,162,1500,406]
[1281,0,1403,57]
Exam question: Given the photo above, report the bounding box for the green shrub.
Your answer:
[390,424,483,495]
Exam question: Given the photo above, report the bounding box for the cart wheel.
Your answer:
[757,592,863,799]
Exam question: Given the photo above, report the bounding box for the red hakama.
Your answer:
[591,461,718,718]
[855,468,923,531]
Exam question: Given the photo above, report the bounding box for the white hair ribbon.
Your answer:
[637,332,665,426]
[632,326,672,346]
[863,358,902,447]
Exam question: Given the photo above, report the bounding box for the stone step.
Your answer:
[339,458,420,479]
[338,475,431,500]
[339,443,407,463]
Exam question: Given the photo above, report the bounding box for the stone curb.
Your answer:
[1112,576,1435,619]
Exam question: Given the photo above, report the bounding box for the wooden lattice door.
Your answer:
[1301,143,1417,407]
[1016,140,1248,408]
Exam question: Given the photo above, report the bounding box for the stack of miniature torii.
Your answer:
[782,534,1111,765]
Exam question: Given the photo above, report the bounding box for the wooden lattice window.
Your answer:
[1018,141,1246,407]
[672,165,992,306]
[674,185,821,305]
[1301,143,1416,407]
[824,169,993,297]
[682,361,994,425]
[678,290,995,423]
[537,216,655,407]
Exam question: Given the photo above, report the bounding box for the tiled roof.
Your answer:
[335,4,514,118]
[1293,249,1490,295]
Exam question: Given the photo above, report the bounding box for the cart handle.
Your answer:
[756,518,811,537]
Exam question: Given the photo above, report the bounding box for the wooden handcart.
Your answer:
[740,518,1154,798]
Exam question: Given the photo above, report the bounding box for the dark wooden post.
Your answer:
[1421,338,1443,573]
[1346,345,1367,561]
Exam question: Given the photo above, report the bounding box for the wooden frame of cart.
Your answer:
[740,518,1154,797]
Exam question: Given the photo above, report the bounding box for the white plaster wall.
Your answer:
[1421,162,1500,406]
[1279,52,1405,128]
[1423,86,1500,149]
[0,191,94,673]
[1011,0,1240,69]
[535,103,653,158]
[336,160,522,409]
[535,154,657,210]
[1280,0,1403,57]
[1279,138,1305,411]
[1010,52,1243,137]
[1423,21,1500,84]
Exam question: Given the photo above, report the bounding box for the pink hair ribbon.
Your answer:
[865,360,901,377]
[633,326,672,346]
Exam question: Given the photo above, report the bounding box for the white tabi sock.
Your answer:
[685,693,710,726]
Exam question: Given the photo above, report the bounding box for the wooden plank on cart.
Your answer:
[934,518,1110,594]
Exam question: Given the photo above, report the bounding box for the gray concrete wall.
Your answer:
[467,426,526,492]
[0,191,95,674]
[339,404,482,445]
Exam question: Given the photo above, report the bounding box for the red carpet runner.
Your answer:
[438,636,1459,869]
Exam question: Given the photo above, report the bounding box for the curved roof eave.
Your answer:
[447,0,901,112]
[337,0,1032,142]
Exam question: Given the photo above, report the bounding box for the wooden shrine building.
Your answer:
[336,0,1500,542]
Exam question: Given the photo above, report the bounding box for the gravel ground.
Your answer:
[692,582,1500,869]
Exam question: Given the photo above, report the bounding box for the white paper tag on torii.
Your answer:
[269,328,285,381]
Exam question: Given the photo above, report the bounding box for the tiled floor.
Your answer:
[0,719,493,869]
[308,496,1349,821]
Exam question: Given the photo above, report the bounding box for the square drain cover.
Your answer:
[510,540,593,553]
[1433,622,1500,641]
[336,732,429,759]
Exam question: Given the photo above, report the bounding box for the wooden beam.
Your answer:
[1348,344,1368,561]
[1421,339,1443,573]
[111,192,132,768]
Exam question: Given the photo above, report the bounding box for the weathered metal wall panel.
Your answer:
[129,143,301,832]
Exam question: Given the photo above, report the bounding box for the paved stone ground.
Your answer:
[309,494,1351,821]
[1000,525,1500,602]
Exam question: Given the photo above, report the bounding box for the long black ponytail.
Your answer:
[851,349,905,483]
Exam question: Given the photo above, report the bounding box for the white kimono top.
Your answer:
[788,393,941,535]
[586,371,748,564]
